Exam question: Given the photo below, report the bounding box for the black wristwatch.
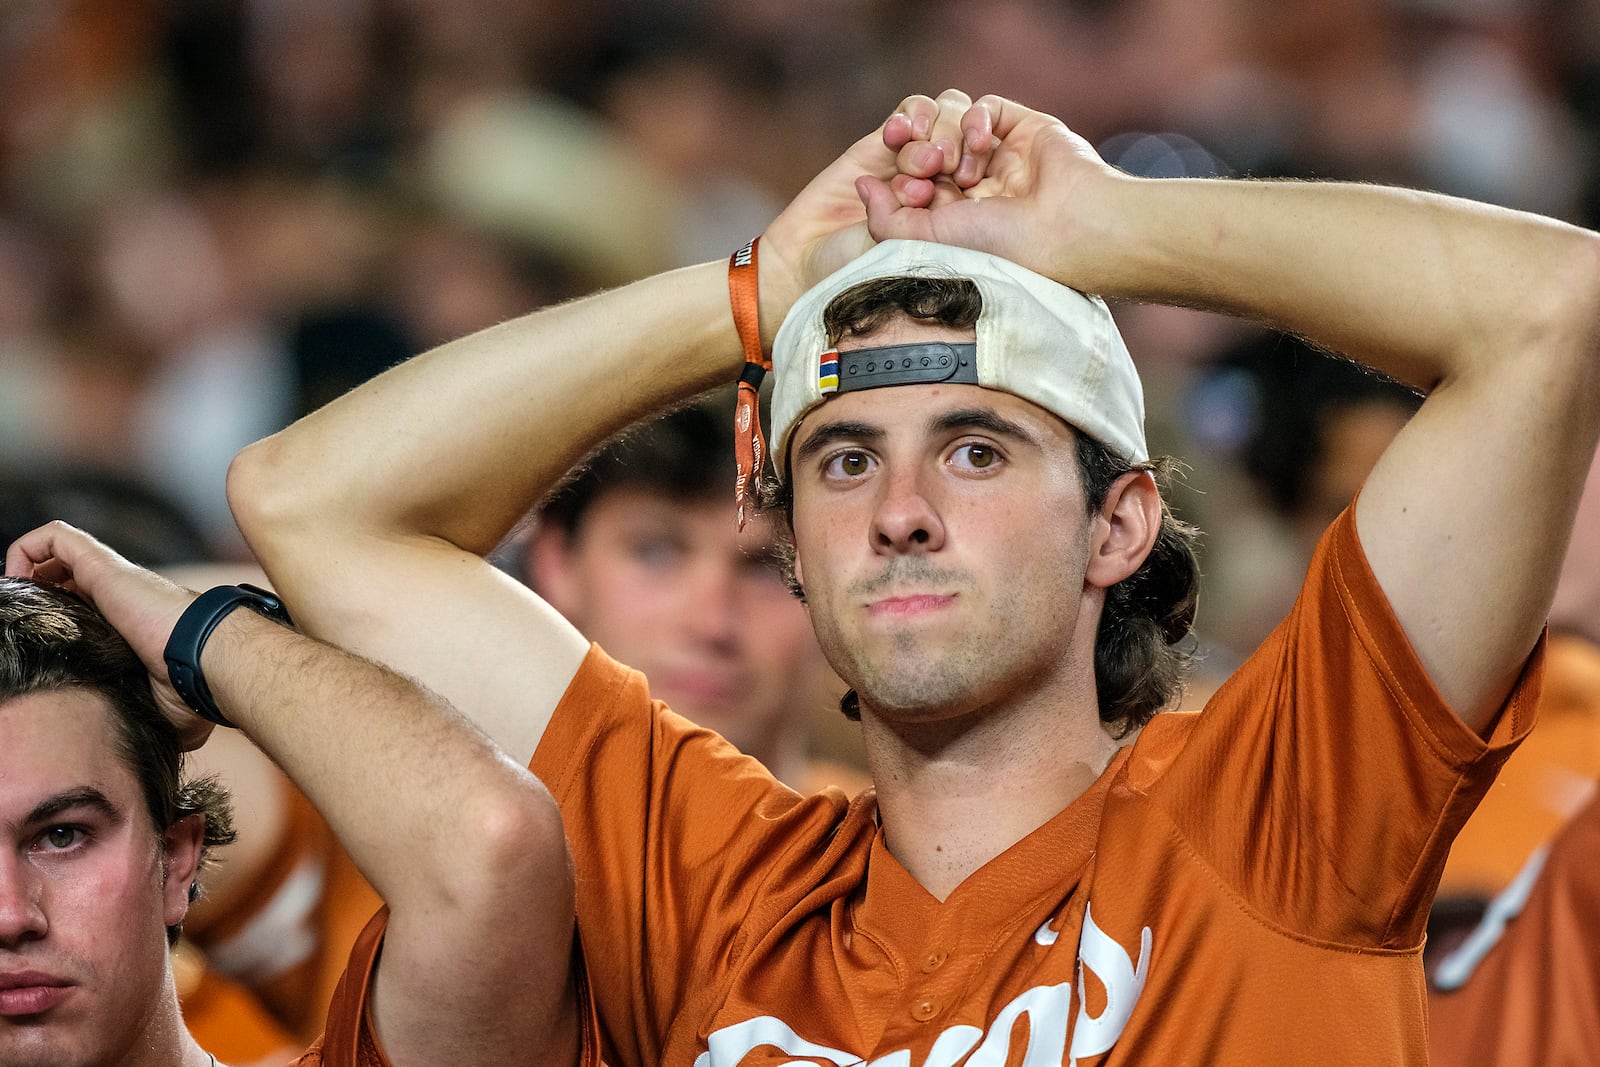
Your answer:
[163,584,293,728]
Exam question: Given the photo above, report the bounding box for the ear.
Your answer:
[161,813,207,929]
[525,523,581,614]
[1085,471,1161,590]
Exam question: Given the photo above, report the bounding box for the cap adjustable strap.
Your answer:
[728,236,768,529]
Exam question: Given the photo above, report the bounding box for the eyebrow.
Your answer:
[23,787,124,828]
[793,419,885,463]
[928,407,1040,447]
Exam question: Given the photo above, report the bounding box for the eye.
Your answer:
[39,826,83,851]
[740,547,789,587]
[823,450,875,480]
[629,535,686,569]
[949,443,1002,471]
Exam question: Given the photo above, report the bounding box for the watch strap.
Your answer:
[164,584,292,728]
[729,236,768,530]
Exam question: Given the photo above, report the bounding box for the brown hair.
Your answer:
[0,577,236,942]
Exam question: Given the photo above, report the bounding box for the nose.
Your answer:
[871,465,945,555]
[0,855,47,947]
[682,557,741,648]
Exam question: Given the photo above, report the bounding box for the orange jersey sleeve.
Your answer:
[1428,786,1600,1065]
[533,509,1537,1066]
[1143,505,1537,948]
[291,909,391,1067]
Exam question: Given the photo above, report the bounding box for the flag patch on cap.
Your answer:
[818,350,839,394]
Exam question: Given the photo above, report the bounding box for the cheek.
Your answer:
[582,568,678,627]
[44,848,168,962]
[747,605,822,673]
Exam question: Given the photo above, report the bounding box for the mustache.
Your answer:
[851,558,972,597]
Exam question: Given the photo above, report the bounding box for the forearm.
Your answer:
[199,608,579,1061]
[232,259,741,558]
[196,609,565,922]
[1078,175,1600,390]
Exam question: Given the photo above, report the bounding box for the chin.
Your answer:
[0,1036,89,1067]
[856,682,977,723]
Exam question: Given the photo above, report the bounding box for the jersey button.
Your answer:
[911,997,942,1022]
[920,950,948,973]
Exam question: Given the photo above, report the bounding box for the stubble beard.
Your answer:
[830,571,1079,726]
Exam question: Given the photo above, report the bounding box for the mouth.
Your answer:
[655,668,741,706]
[0,972,72,1017]
[866,593,956,617]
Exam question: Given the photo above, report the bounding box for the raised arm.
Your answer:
[227,113,908,765]
[4,522,579,1067]
[863,92,1600,733]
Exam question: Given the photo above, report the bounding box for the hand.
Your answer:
[756,92,989,347]
[5,521,213,749]
[858,91,1125,286]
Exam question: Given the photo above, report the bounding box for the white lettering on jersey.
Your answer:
[696,902,1152,1066]
[693,1016,859,1067]
[1068,904,1151,1064]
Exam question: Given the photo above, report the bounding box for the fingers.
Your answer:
[974,92,1042,142]
[5,521,111,589]
[6,518,192,646]
[885,89,974,178]
[881,107,921,152]
[927,89,972,177]
[856,175,947,245]
[883,90,1012,192]
[954,98,1000,188]
[884,94,940,148]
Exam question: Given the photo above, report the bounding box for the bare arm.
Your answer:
[865,92,1600,732]
[228,114,908,764]
[5,523,579,1067]
[159,562,286,933]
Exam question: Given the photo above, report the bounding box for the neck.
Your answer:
[862,682,1121,901]
[113,980,212,1067]
[751,721,814,791]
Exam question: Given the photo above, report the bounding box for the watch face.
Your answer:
[238,584,292,626]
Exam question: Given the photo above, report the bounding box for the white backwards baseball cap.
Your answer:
[769,240,1148,477]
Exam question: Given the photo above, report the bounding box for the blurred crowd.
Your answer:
[5,3,1600,1062]
[6,0,1600,666]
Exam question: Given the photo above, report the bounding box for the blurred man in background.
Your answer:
[525,395,866,794]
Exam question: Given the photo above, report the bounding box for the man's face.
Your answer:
[787,320,1098,725]
[531,489,829,757]
[0,688,196,1067]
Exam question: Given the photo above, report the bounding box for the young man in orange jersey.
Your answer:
[228,89,1600,1064]
[0,523,582,1067]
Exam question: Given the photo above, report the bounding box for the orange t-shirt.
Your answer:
[291,909,392,1067]
[1438,632,1600,898]
[187,781,383,1044]
[532,508,1537,1066]
[1428,786,1600,1065]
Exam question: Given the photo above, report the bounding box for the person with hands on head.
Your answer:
[1,521,584,1067]
[228,88,1600,1065]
